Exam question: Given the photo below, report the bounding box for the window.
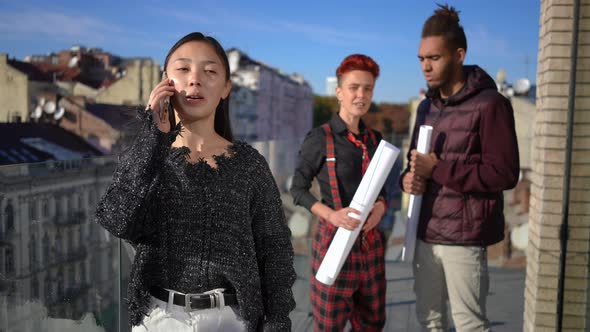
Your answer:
[79,226,84,248]
[57,270,64,298]
[67,229,73,253]
[55,198,63,217]
[31,276,39,298]
[69,194,75,211]
[88,190,96,207]
[44,275,51,301]
[5,203,14,232]
[79,262,86,284]
[30,234,37,268]
[11,113,22,123]
[78,193,84,211]
[43,233,50,264]
[29,199,38,221]
[55,232,62,258]
[42,199,49,218]
[68,266,76,287]
[5,247,14,274]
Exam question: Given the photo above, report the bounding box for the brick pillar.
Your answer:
[524,1,590,331]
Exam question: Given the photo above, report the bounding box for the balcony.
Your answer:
[0,151,578,332]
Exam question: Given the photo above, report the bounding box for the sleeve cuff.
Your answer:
[299,194,318,212]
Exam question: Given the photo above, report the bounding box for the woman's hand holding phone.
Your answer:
[146,72,175,133]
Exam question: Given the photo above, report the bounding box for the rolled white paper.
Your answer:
[315,140,400,285]
[402,125,433,262]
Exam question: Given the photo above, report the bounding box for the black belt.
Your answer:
[149,286,238,310]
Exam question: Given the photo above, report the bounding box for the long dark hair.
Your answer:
[164,32,233,142]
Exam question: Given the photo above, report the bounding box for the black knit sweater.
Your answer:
[95,110,296,331]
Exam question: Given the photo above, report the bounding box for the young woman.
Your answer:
[290,54,387,331]
[96,32,296,332]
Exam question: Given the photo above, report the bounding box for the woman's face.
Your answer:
[166,41,231,122]
[336,70,375,118]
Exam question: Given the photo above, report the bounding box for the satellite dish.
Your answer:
[505,87,515,97]
[513,78,531,95]
[68,56,79,68]
[54,107,65,120]
[31,105,42,119]
[43,101,56,114]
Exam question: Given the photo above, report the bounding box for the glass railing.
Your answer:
[0,145,531,331]
[0,157,120,332]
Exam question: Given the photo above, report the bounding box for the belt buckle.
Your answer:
[183,288,225,312]
[183,293,200,312]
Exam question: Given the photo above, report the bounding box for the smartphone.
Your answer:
[161,71,176,128]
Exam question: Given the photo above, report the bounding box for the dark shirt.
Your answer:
[96,110,296,331]
[291,113,385,211]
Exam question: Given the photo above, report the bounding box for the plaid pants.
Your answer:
[311,219,386,331]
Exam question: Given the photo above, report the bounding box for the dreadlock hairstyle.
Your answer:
[422,3,467,52]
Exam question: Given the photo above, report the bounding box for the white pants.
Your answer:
[413,240,491,332]
[132,295,246,332]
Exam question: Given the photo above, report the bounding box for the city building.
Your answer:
[227,48,314,187]
[0,157,119,331]
[227,48,313,142]
[0,122,103,165]
[325,76,337,96]
[0,54,57,123]
[0,47,159,126]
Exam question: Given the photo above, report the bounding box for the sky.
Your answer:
[0,0,541,103]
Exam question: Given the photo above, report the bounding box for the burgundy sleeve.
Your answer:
[431,96,520,193]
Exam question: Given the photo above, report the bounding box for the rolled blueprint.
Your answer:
[315,140,400,285]
[402,125,433,262]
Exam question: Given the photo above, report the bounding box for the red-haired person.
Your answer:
[291,54,387,331]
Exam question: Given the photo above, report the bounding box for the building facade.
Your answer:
[227,48,313,188]
[0,158,118,332]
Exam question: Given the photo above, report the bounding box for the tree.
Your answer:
[313,95,338,127]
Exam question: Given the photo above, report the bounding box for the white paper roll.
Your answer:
[402,125,433,262]
[315,140,400,285]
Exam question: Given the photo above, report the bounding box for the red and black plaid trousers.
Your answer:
[311,219,386,331]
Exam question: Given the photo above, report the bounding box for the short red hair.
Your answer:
[336,54,380,85]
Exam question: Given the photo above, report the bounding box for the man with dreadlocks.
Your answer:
[401,4,520,331]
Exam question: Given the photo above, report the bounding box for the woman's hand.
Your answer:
[326,207,362,231]
[146,78,175,133]
[362,200,386,232]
